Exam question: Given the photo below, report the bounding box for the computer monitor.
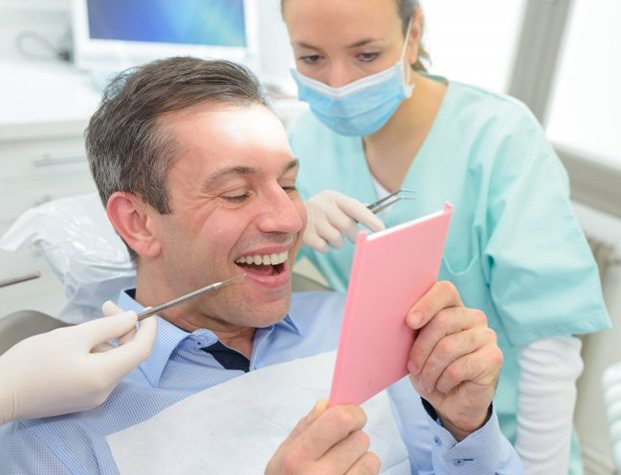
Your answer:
[71,0,258,73]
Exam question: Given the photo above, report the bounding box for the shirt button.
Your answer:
[433,436,442,446]
[452,459,465,466]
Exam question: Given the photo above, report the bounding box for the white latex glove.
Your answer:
[303,190,385,253]
[0,302,157,425]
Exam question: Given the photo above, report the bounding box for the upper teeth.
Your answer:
[235,251,288,266]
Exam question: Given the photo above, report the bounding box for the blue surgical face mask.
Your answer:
[291,21,414,136]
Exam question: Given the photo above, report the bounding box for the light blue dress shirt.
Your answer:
[289,76,610,473]
[0,290,523,474]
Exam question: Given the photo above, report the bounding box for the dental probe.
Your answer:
[0,271,41,288]
[136,274,247,321]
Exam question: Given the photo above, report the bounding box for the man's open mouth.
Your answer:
[234,251,288,276]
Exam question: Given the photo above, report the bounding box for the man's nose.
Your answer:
[257,189,305,235]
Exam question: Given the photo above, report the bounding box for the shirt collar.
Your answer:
[117,289,301,386]
[118,289,191,386]
[277,314,300,334]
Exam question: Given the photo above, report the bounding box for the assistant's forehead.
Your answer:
[284,0,402,35]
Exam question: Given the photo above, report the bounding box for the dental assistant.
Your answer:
[283,0,610,473]
[0,303,156,425]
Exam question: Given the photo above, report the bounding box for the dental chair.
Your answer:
[0,310,69,355]
[0,193,329,355]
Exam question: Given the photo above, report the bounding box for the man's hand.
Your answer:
[265,399,381,475]
[406,281,502,440]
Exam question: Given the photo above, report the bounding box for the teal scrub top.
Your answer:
[289,78,610,474]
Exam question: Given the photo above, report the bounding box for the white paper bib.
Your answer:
[107,351,410,474]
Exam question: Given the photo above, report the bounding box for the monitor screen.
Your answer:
[72,0,257,73]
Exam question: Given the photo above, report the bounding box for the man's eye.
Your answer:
[282,186,298,194]
[222,193,250,202]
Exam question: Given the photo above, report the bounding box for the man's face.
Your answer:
[148,103,306,332]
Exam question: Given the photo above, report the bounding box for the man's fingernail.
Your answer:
[408,312,422,328]
[310,399,328,416]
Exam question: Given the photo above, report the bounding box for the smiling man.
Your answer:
[0,57,523,474]
[104,93,305,354]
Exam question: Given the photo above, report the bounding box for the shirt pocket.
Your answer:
[439,254,489,313]
[440,254,510,351]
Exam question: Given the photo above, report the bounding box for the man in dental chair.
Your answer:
[0,57,522,474]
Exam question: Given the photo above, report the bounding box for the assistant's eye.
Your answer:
[358,51,379,63]
[282,185,298,195]
[298,54,322,65]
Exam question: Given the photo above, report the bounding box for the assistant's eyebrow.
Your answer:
[293,41,326,53]
[294,38,383,52]
[346,37,385,49]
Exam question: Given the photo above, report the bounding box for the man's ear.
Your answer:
[106,192,162,258]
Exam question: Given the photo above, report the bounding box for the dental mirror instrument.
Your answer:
[136,274,247,321]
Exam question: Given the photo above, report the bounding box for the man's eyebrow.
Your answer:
[205,159,299,187]
[282,159,299,174]
[205,166,259,187]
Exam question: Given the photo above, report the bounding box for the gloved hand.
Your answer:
[0,302,157,425]
[303,190,385,253]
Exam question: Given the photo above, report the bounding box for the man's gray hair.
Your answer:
[86,56,267,215]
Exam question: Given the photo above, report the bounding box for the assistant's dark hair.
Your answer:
[395,0,430,71]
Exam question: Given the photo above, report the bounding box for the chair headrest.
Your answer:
[0,193,136,323]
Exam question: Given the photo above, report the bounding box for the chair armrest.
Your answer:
[0,310,69,355]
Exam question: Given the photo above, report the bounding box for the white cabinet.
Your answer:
[0,61,100,318]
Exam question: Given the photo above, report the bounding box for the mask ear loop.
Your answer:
[400,18,415,93]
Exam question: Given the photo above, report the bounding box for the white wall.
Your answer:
[0,0,69,62]
[255,0,294,86]
[422,0,526,93]
[547,0,621,166]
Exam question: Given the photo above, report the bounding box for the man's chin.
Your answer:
[241,275,292,306]
[240,296,292,329]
